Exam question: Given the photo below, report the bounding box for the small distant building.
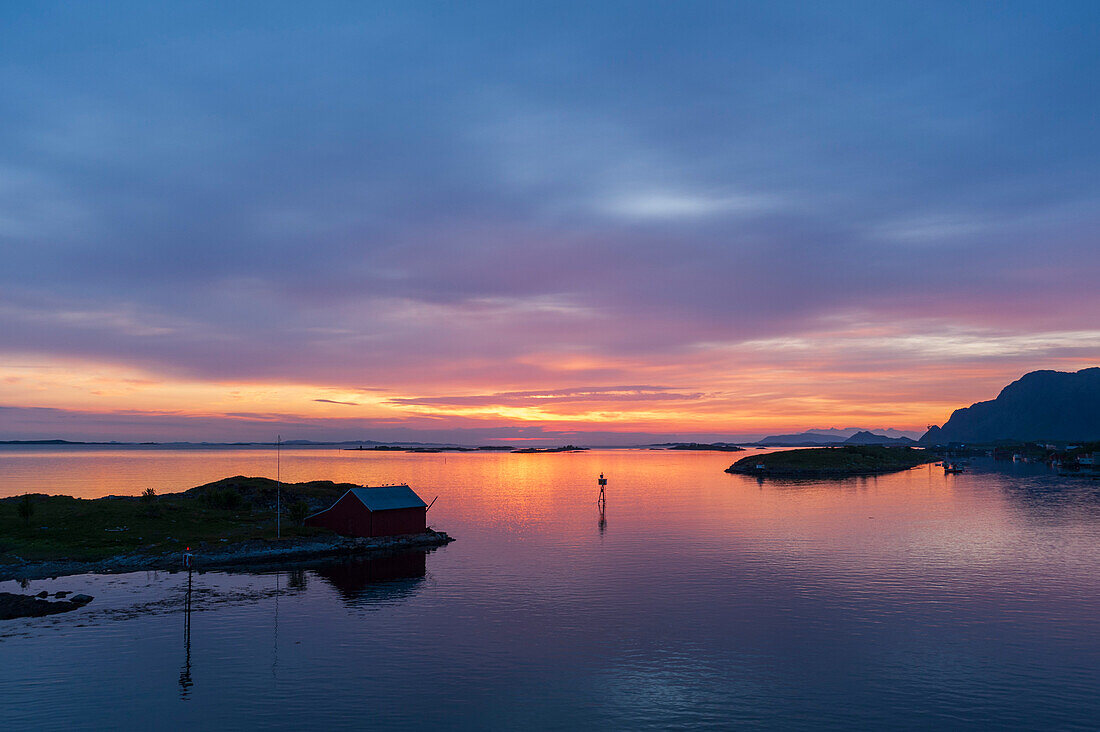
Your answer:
[304,485,427,538]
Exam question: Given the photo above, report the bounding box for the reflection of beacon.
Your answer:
[179,557,194,699]
[597,473,607,530]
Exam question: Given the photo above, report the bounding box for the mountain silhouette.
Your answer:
[921,367,1100,444]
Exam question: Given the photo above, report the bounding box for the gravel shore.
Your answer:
[0,529,454,582]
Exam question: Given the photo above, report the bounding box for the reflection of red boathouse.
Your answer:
[315,552,428,604]
[304,485,427,537]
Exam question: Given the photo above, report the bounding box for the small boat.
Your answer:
[944,463,964,474]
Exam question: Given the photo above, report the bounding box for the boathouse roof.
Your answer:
[349,485,427,511]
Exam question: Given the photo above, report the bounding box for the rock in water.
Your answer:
[0,592,81,620]
[69,594,94,605]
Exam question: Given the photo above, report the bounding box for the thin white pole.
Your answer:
[277,434,281,539]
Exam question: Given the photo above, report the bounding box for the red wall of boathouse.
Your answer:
[304,492,426,538]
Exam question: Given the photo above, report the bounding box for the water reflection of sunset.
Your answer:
[5,451,1099,729]
[0,448,1080,584]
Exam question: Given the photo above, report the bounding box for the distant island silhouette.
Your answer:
[750,430,916,447]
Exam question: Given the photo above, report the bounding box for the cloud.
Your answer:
[0,404,771,445]
[733,322,1100,361]
[389,386,706,408]
[313,399,359,406]
[599,191,776,221]
[872,214,991,244]
[1,3,1099,439]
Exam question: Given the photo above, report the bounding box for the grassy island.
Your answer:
[726,446,937,477]
[665,443,745,452]
[0,476,452,580]
[511,445,588,453]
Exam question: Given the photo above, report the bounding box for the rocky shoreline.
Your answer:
[0,529,454,582]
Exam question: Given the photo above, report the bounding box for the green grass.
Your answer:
[0,476,351,563]
[728,446,937,476]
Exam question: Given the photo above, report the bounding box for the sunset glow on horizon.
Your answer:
[2,3,1099,443]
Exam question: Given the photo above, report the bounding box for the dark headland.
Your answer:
[726,446,937,478]
[921,367,1100,444]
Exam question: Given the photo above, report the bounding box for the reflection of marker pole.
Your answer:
[179,566,193,699]
[597,473,607,532]
[272,570,280,679]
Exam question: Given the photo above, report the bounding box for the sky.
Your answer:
[2,2,1099,444]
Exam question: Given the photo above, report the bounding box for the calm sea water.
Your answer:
[1,447,1099,730]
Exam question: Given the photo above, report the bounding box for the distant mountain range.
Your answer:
[751,432,840,445]
[752,430,916,447]
[794,427,919,439]
[841,430,917,446]
[921,367,1100,444]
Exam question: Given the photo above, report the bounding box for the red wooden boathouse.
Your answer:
[304,484,427,538]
